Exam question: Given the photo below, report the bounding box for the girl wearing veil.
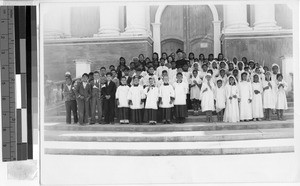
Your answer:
[223,75,240,122]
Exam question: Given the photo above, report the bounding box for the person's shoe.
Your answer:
[66,122,71,124]
[89,122,95,125]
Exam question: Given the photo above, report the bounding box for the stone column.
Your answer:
[94,5,120,37]
[74,59,92,78]
[253,4,281,30]
[223,4,251,32]
[44,5,71,39]
[213,20,221,56]
[123,4,149,36]
[151,23,161,56]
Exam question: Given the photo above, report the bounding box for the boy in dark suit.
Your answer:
[90,71,103,124]
[103,72,116,124]
[62,76,78,124]
[74,73,91,125]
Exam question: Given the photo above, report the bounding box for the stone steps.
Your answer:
[44,128,293,142]
[44,119,294,132]
[44,138,294,156]
[44,112,294,123]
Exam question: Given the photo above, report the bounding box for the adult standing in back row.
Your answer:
[175,49,188,69]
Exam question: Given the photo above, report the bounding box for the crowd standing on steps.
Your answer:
[58,49,289,125]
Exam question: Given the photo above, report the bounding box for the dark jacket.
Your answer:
[102,81,116,100]
[62,83,76,101]
[74,81,91,100]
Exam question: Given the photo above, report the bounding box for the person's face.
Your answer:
[189,53,194,60]
[171,53,175,59]
[229,77,234,85]
[153,53,158,60]
[233,70,238,76]
[112,71,117,77]
[109,66,115,71]
[238,63,243,70]
[89,74,93,80]
[193,63,199,70]
[171,62,176,68]
[82,75,88,82]
[162,72,168,77]
[218,54,223,60]
[149,68,154,74]
[242,57,247,63]
[220,62,225,68]
[177,74,183,81]
[242,74,247,81]
[183,65,188,71]
[212,62,217,68]
[133,78,139,85]
[121,78,127,85]
[130,63,135,69]
[208,55,213,60]
[66,78,72,85]
[167,56,173,63]
[100,69,106,75]
[229,63,234,70]
[206,75,211,81]
[199,55,204,60]
[120,58,125,65]
[193,70,198,77]
[272,66,278,74]
[94,73,100,80]
[254,75,259,82]
[277,76,283,81]
[217,81,222,88]
[249,62,254,69]
[124,70,129,76]
[139,55,144,61]
[149,78,154,85]
[145,58,151,63]
[162,53,167,59]
[202,65,208,72]
[163,76,169,83]
[177,52,183,59]
[160,59,165,65]
[106,75,112,81]
[233,57,237,63]
[177,68,183,73]
[263,66,269,72]
[220,70,225,76]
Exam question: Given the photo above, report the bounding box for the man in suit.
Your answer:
[62,76,78,124]
[90,71,103,124]
[103,72,117,124]
[74,73,91,125]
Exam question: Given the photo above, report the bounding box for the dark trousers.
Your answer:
[65,100,78,124]
[104,98,115,123]
[90,97,102,123]
[77,98,89,124]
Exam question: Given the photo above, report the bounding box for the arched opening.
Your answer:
[153,4,221,57]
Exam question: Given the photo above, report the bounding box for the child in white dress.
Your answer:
[223,75,240,123]
[275,74,288,120]
[200,74,215,122]
[252,74,264,121]
[239,72,253,121]
[262,71,276,120]
[214,79,226,122]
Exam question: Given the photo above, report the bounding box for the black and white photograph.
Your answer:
[0,0,300,185]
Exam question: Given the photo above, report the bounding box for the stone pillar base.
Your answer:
[74,59,92,78]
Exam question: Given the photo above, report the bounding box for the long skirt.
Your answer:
[160,107,172,121]
[174,105,188,118]
[144,109,157,122]
[119,107,129,120]
[130,109,142,123]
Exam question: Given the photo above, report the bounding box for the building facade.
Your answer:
[42,3,293,83]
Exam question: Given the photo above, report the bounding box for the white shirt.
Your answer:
[144,86,159,109]
[159,84,175,108]
[127,85,145,109]
[115,85,130,108]
[173,81,189,105]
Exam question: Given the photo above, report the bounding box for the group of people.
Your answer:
[61,49,289,125]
